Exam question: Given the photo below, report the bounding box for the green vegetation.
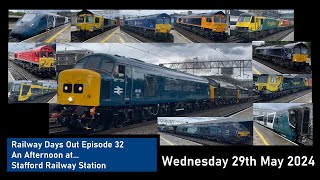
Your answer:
[9,11,24,16]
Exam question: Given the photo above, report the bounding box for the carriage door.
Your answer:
[301,107,311,135]
[47,15,54,29]
[125,67,132,103]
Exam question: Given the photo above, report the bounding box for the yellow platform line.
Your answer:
[119,37,125,43]
[160,136,175,146]
[254,126,269,145]
[100,29,119,43]
[46,24,70,43]
[252,66,261,75]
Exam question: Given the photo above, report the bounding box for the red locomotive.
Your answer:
[13,45,55,77]
[281,20,290,27]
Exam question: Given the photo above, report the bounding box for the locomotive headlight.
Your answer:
[68,97,73,102]
[78,86,82,91]
[213,28,217,31]
[64,86,68,90]
[31,23,34,26]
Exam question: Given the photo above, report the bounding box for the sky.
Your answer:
[8,43,36,53]
[253,103,306,113]
[10,9,294,17]
[57,43,252,79]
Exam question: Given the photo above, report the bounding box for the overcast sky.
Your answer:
[253,103,306,112]
[57,43,252,79]
[10,9,293,17]
[8,43,36,52]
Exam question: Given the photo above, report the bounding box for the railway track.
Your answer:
[71,27,118,42]
[8,60,56,80]
[253,57,312,74]
[119,28,159,43]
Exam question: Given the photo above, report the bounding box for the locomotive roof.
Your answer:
[15,45,54,53]
[125,13,171,21]
[256,42,307,50]
[210,79,237,89]
[177,118,252,126]
[283,42,307,48]
[26,10,65,17]
[83,53,209,83]
[77,9,115,20]
[239,12,257,16]
[235,85,248,90]
[180,11,225,18]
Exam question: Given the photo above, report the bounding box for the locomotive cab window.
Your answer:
[95,17,99,23]
[251,16,255,23]
[86,16,93,23]
[214,16,220,23]
[48,52,53,58]
[77,16,84,23]
[100,60,114,74]
[206,17,212,22]
[40,51,47,58]
[114,65,125,78]
[21,85,31,96]
[221,17,226,23]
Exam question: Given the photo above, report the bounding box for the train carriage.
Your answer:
[11,11,69,40]
[254,104,312,144]
[13,45,55,77]
[121,13,173,41]
[175,11,228,40]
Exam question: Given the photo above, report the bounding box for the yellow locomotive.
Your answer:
[74,9,116,38]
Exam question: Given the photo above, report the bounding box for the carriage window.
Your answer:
[40,51,47,58]
[221,17,226,23]
[31,88,41,94]
[21,85,31,96]
[214,16,220,23]
[86,16,93,23]
[48,52,53,58]
[144,75,157,96]
[78,16,84,23]
[100,60,114,73]
[267,114,274,123]
[206,17,212,22]
[275,117,279,124]
[95,17,99,23]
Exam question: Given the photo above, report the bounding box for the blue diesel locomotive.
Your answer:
[161,122,251,144]
[11,11,69,40]
[121,13,173,41]
[253,42,309,70]
[56,53,250,132]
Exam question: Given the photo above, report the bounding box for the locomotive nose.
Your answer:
[237,131,250,137]
[10,25,31,39]
[57,69,101,107]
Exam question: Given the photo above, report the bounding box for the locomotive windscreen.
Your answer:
[238,15,251,22]
[20,13,36,22]
[258,75,268,83]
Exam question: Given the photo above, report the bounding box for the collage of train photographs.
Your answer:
[8,9,312,146]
